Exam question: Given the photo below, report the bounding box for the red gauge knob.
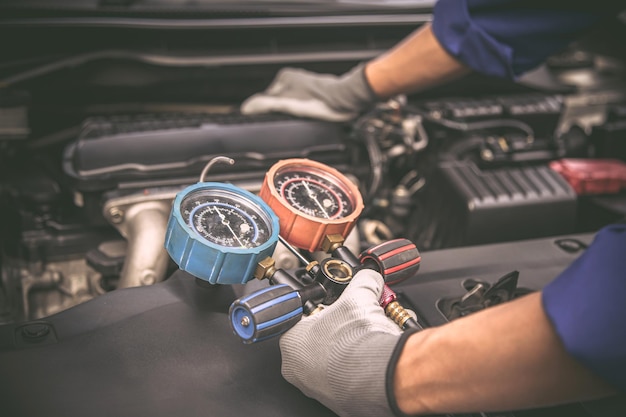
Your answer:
[260,159,364,252]
[359,238,421,285]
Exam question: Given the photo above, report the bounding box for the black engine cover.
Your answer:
[1,232,625,417]
[63,113,351,192]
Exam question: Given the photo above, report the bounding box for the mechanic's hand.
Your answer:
[240,64,379,122]
[279,269,405,417]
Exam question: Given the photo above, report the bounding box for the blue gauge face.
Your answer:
[180,189,273,249]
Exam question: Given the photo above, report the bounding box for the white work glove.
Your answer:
[240,64,379,122]
[279,269,414,417]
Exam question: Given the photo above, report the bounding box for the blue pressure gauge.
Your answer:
[165,181,280,285]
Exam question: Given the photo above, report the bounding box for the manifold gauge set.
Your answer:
[165,156,421,343]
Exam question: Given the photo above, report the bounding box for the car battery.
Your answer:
[430,160,578,246]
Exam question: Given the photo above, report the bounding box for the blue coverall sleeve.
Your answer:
[431,0,620,79]
[542,224,626,391]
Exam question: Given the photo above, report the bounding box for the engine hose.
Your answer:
[353,117,384,205]
[404,104,535,139]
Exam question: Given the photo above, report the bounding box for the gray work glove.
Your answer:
[240,64,379,122]
[279,269,412,417]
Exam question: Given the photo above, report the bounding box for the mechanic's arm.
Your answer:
[367,0,619,97]
[240,23,468,121]
[242,0,618,121]
[393,291,614,415]
[364,23,470,99]
[280,269,615,417]
[281,225,625,417]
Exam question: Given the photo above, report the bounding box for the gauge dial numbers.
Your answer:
[260,159,364,252]
[276,172,353,220]
[166,183,280,285]
[181,189,271,249]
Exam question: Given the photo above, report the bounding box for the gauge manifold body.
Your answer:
[260,158,364,252]
[165,182,280,285]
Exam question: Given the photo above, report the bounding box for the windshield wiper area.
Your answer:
[97,0,436,8]
[0,0,435,16]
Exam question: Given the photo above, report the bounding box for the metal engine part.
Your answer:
[2,258,105,323]
[103,190,178,288]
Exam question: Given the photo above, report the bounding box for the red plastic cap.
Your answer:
[549,158,626,195]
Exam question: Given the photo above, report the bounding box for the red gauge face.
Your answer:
[273,165,354,220]
[260,159,364,252]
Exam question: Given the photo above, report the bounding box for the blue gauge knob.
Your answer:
[230,284,303,343]
[165,182,280,285]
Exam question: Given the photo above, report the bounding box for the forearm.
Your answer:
[365,23,471,99]
[393,291,616,415]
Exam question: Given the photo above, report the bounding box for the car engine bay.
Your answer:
[0,2,625,416]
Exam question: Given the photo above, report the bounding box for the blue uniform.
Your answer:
[431,0,626,391]
[542,224,626,391]
[431,0,621,79]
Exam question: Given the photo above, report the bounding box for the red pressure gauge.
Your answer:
[259,159,364,252]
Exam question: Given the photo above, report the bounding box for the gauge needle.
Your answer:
[303,181,330,219]
[214,206,246,248]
